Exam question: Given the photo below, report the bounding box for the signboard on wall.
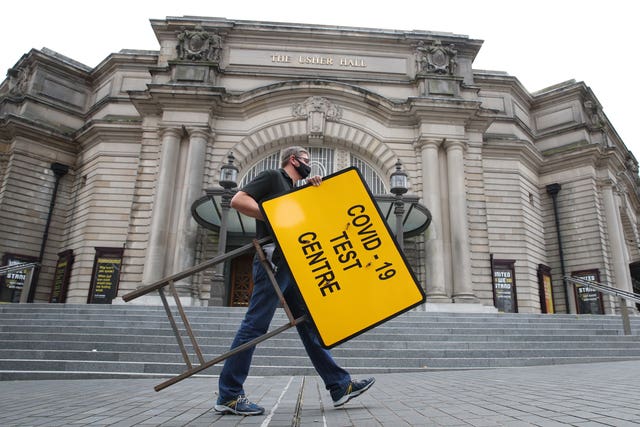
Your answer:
[261,167,425,348]
[50,250,74,303]
[491,258,518,313]
[1,253,38,303]
[88,247,124,304]
[571,269,604,314]
[537,264,555,314]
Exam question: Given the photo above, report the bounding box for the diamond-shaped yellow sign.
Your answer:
[261,167,425,348]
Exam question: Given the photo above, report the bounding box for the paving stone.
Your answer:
[0,361,639,425]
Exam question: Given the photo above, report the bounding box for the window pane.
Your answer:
[240,152,280,187]
[239,147,335,187]
[350,155,387,194]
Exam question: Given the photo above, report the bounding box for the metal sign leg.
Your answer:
[123,238,306,392]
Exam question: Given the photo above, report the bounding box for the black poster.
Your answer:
[537,264,555,314]
[50,250,74,303]
[88,248,124,304]
[572,270,604,314]
[1,253,38,303]
[492,259,518,313]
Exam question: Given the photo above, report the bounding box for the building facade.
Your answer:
[1,16,638,314]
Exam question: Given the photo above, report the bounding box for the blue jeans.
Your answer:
[218,255,351,401]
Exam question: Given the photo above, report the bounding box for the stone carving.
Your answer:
[176,25,222,62]
[6,66,30,96]
[292,96,343,139]
[415,40,457,75]
[583,99,604,129]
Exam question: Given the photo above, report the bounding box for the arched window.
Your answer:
[240,147,386,195]
[351,155,387,194]
[240,147,335,187]
[239,152,280,187]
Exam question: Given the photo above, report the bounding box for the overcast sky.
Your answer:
[2,0,638,157]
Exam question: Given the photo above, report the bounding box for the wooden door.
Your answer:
[229,253,254,306]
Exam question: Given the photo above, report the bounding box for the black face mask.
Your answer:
[294,160,311,179]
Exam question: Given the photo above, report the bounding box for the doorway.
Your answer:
[229,253,254,306]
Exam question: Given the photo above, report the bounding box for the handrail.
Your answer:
[0,262,39,276]
[564,276,638,335]
[564,276,640,304]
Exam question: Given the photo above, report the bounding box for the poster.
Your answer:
[88,248,124,304]
[572,269,604,314]
[1,253,38,303]
[50,250,74,303]
[537,264,555,314]
[492,259,518,313]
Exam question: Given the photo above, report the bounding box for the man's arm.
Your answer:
[230,191,265,221]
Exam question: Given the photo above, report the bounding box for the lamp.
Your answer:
[210,152,238,306]
[219,152,239,190]
[390,159,409,250]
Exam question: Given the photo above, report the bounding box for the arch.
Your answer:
[221,79,411,178]
[232,120,398,181]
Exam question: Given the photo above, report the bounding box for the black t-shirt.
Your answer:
[242,168,294,239]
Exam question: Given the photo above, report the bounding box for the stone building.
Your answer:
[1,16,638,314]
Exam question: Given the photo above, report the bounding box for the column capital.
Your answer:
[414,137,443,151]
[443,138,467,151]
[186,127,213,141]
[159,127,183,140]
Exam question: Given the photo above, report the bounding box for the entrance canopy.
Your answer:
[192,188,431,238]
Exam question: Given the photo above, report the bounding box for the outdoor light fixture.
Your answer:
[219,152,239,190]
[389,159,409,250]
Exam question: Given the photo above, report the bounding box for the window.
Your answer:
[240,148,387,195]
[240,147,335,186]
[351,155,387,194]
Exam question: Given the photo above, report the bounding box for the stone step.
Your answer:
[0,304,638,380]
[3,346,640,363]
[0,324,625,337]
[1,316,635,330]
[5,338,640,352]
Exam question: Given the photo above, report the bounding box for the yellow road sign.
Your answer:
[261,167,425,348]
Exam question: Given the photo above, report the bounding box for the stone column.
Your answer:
[418,138,449,302]
[601,181,633,305]
[444,139,476,302]
[142,128,182,284]
[172,128,210,295]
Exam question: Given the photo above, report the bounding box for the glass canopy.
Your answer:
[191,189,431,238]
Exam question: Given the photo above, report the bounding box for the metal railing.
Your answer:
[564,276,640,335]
[0,262,39,303]
[122,237,307,392]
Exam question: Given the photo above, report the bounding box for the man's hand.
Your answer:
[307,175,322,186]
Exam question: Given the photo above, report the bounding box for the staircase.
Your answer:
[1,304,639,381]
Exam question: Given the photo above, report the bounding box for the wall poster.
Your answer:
[571,269,604,314]
[537,264,555,314]
[491,257,518,313]
[50,250,74,303]
[1,253,38,303]
[87,247,124,304]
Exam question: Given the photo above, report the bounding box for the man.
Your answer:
[215,146,375,416]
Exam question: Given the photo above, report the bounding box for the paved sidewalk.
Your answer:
[0,361,639,426]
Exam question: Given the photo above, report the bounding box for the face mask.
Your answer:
[294,160,311,179]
